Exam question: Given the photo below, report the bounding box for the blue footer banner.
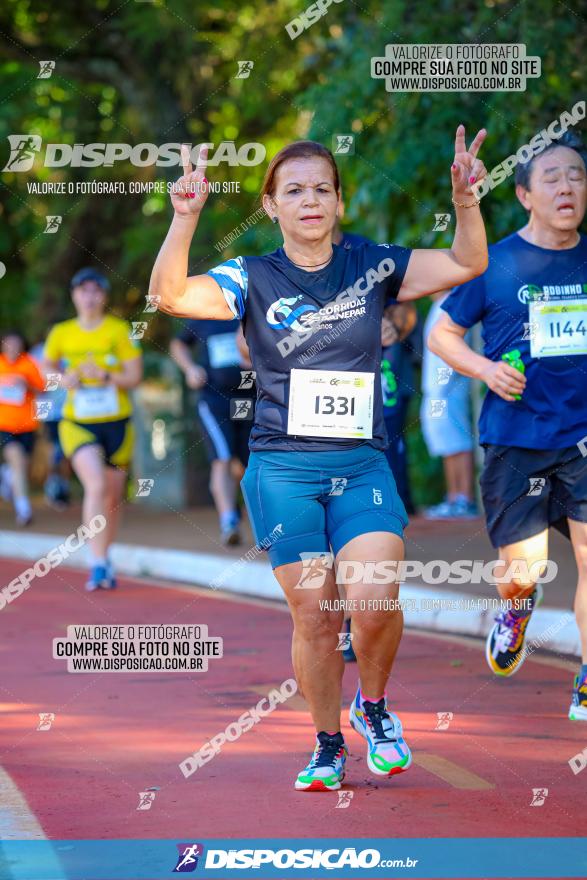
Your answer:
[0,838,586,879]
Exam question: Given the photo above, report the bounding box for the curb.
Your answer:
[0,529,580,657]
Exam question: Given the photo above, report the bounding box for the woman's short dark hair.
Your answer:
[260,140,341,201]
[515,129,587,190]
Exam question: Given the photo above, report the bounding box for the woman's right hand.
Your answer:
[170,144,209,216]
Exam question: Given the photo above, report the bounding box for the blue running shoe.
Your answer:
[85,564,109,592]
[569,673,587,721]
[294,731,348,791]
[103,559,117,590]
[349,688,412,777]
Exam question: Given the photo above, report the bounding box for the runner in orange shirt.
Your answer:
[0,331,45,526]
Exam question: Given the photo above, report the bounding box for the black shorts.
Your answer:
[0,430,35,454]
[197,392,253,466]
[58,417,133,468]
[480,444,587,548]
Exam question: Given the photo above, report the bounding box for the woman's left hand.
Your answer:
[451,125,487,200]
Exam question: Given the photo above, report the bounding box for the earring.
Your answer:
[272,216,278,224]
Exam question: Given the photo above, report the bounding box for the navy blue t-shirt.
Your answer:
[176,318,244,399]
[443,232,587,450]
[340,232,374,249]
[207,243,412,451]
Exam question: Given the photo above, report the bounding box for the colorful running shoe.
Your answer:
[349,688,412,777]
[294,731,347,791]
[85,564,110,592]
[342,618,356,663]
[569,673,587,721]
[485,585,543,677]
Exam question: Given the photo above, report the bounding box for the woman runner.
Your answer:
[150,129,487,790]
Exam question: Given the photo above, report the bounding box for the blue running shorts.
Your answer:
[241,445,408,568]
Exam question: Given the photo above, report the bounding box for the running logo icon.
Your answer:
[231,399,253,420]
[296,552,334,589]
[131,322,148,340]
[328,477,347,496]
[44,373,61,391]
[527,477,546,496]
[436,366,453,385]
[429,399,447,419]
[435,711,453,731]
[37,713,55,731]
[432,213,451,232]
[38,61,55,79]
[522,321,539,341]
[335,791,354,808]
[173,843,204,872]
[530,788,548,806]
[44,216,62,234]
[35,401,52,421]
[238,370,256,390]
[136,478,154,497]
[136,791,156,811]
[332,134,355,155]
[3,135,42,172]
[144,294,161,313]
[235,60,254,79]
[336,631,354,651]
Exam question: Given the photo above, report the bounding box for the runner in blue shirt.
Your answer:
[150,130,489,790]
[429,130,587,721]
[170,318,255,546]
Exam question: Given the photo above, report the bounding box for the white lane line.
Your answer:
[0,766,66,878]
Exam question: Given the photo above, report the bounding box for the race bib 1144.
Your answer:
[529,298,587,358]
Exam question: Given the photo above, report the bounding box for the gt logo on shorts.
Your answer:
[265,296,317,332]
[373,488,383,505]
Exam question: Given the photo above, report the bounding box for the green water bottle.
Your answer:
[381,359,398,408]
[501,349,525,401]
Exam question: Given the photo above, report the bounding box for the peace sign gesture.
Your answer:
[450,125,487,200]
[170,144,209,216]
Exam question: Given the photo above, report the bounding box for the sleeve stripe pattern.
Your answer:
[206,257,248,319]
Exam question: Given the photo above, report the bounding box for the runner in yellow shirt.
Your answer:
[44,268,143,591]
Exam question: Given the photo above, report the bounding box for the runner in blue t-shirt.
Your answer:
[170,318,255,545]
[151,130,489,790]
[429,130,587,721]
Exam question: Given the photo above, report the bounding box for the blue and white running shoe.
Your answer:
[85,564,110,592]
